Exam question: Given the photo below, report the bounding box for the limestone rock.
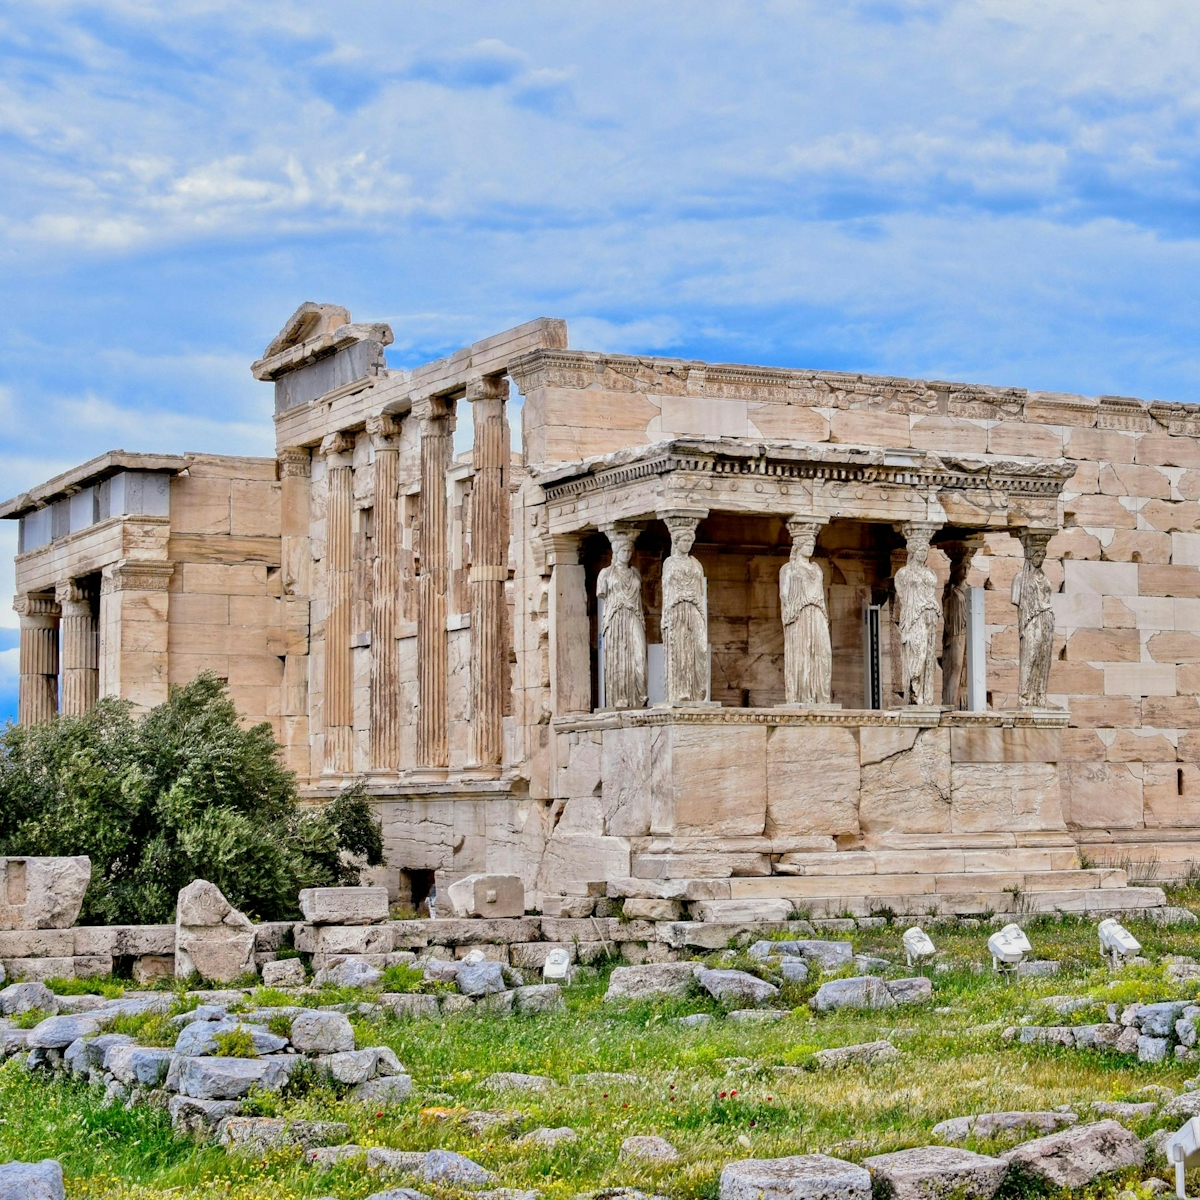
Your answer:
[483,1071,554,1092]
[351,1075,413,1105]
[697,968,780,1008]
[811,977,895,1013]
[176,1056,295,1099]
[933,1112,1078,1142]
[513,984,565,1014]
[364,1187,431,1200]
[0,856,91,930]
[790,940,854,969]
[261,959,306,988]
[217,1116,351,1153]
[175,880,256,984]
[728,1009,788,1022]
[1001,1120,1144,1188]
[168,1095,241,1136]
[386,993,440,1020]
[0,982,56,1017]
[1137,1002,1187,1036]
[308,1144,367,1168]
[445,874,526,919]
[421,1149,493,1185]
[104,1045,173,1086]
[887,977,933,1005]
[1090,1101,1157,1120]
[604,963,695,1001]
[367,1147,428,1172]
[27,1015,101,1050]
[863,1146,1007,1200]
[518,1127,578,1147]
[298,887,389,925]
[720,1154,871,1200]
[780,960,810,984]
[692,899,796,923]
[620,1136,679,1162]
[322,1048,379,1085]
[0,1159,65,1200]
[290,1011,355,1054]
[814,1040,900,1069]
[313,958,382,988]
[458,960,507,996]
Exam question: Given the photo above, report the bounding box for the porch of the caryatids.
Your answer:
[780,516,833,706]
[894,521,943,707]
[597,522,647,710]
[659,510,710,705]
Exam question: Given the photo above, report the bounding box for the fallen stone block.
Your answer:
[697,968,780,1008]
[321,1048,380,1085]
[290,1010,355,1054]
[1137,1001,1188,1036]
[781,960,810,984]
[307,1144,367,1169]
[27,1015,101,1050]
[728,1009,788,1023]
[692,899,796,923]
[313,958,383,989]
[421,1149,493,1185]
[790,940,855,970]
[886,977,933,1005]
[1000,1119,1143,1188]
[458,960,507,997]
[0,982,57,1016]
[299,887,390,925]
[1090,1101,1157,1120]
[352,1075,413,1105]
[932,1112,1077,1142]
[384,993,440,1020]
[0,1158,65,1200]
[604,963,695,1001]
[261,958,306,988]
[483,1071,554,1092]
[0,958,74,983]
[863,1146,1007,1200]
[1140,1035,1170,1063]
[813,1040,900,1069]
[0,856,91,930]
[168,1095,241,1136]
[513,984,564,1015]
[367,1147,428,1172]
[175,880,256,984]
[445,874,525,919]
[217,1116,351,1153]
[811,977,895,1013]
[720,1153,871,1200]
[176,1056,296,1100]
[518,1127,578,1147]
[104,1045,173,1086]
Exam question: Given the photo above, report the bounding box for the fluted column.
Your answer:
[56,579,98,716]
[322,431,355,775]
[416,395,454,770]
[468,376,510,769]
[15,593,60,725]
[368,414,402,772]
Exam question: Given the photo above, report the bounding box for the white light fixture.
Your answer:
[1166,1117,1200,1199]
[902,926,936,968]
[543,947,572,983]
[1098,918,1142,968]
[987,923,1031,973]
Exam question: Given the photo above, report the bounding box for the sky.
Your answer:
[2,0,1200,721]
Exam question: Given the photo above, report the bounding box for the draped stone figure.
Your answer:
[597,525,647,709]
[780,518,832,705]
[661,514,709,704]
[894,523,942,706]
[1013,529,1055,707]
[940,548,972,709]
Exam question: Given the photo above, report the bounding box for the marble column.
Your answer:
[468,376,510,768]
[15,593,59,725]
[367,416,403,772]
[659,510,710,704]
[56,579,98,716]
[98,561,173,709]
[416,396,454,769]
[547,534,590,715]
[322,431,355,774]
[278,447,313,775]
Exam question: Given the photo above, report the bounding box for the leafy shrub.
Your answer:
[379,963,425,993]
[212,1028,258,1058]
[105,1011,177,1047]
[11,1007,52,1029]
[45,976,125,999]
[0,673,383,923]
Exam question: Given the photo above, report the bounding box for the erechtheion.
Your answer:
[7,303,1200,919]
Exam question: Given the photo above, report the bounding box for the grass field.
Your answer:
[8,898,1200,1200]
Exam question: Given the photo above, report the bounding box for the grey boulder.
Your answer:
[217,1116,351,1153]
[290,1010,355,1054]
[697,968,780,1008]
[886,977,933,1005]
[933,1112,1077,1142]
[322,1048,380,1085]
[1137,1002,1187,1037]
[421,1149,493,1185]
[813,1040,899,1069]
[604,963,695,1001]
[168,1095,241,1136]
[104,1045,173,1086]
[176,1055,296,1099]
[1000,1120,1144,1188]
[0,983,56,1017]
[720,1154,871,1200]
[351,1075,414,1104]
[27,1015,101,1050]
[313,958,383,989]
[863,1146,1006,1200]
[513,985,565,1014]
[483,1071,554,1092]
[458,961,507,997]
[0,1159,64,1200]
[811,977,895,1012]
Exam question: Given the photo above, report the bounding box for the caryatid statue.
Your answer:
[661,513,709,704]
[940,545,973,709]
[1013,529,1055,708]
[780,518,832,705]
[894,523,942,706]
[596,524,647,710]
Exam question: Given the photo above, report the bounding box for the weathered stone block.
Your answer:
[766,726,860,838]
[863,1146,1007,1200]
[0,857,91,931]
[860,728,952,836]
[1000,1120,1143,1188]
[175,880,256,984]
[720,1154,871,1200]
[298,886,389,925]
[0,1159,65,1200]
[445,874,525,919]
[604,963,695,1001]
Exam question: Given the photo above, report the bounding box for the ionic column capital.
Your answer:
[366,413,404,449]
[319,431,356,463]
[13,592,59,622]
[465,374,509,403]
[411,392,455,426]
[55,578,92,616]
[545,533,582,567]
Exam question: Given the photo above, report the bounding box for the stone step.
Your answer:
[775,848,1083,876]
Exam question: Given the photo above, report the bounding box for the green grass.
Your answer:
[4,911,1200,1199]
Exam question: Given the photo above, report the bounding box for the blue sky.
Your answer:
[3,1,1200,721]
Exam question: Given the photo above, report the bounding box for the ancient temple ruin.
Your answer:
[7,303,1200,918]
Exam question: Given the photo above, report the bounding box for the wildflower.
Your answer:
[719,1091,727,1099]
[731,1089,738,1097]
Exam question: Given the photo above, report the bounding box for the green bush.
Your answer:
[212,1028,258,1058]
[0,673,383,924]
